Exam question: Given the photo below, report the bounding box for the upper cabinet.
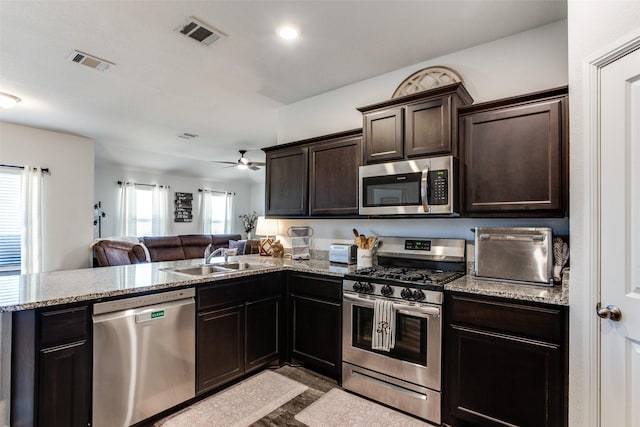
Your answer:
[459,87,569,217]
[358,83,473,163]
[264,146,309,216]
[263,129,362,218]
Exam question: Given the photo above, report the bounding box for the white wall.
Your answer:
[94,162,258,238]
[278,20,568,143]
[275,20,569,245]
[567,2,640,426]
[0,121,94,271]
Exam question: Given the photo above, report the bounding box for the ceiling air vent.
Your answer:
[67,50,115,72]
[177,17,227,46]
[178,132,199,140]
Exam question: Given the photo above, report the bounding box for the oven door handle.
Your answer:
[343,293,440,318]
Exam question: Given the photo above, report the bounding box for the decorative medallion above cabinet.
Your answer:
[357,82,473,163]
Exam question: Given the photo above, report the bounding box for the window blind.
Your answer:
[0,172,21,273]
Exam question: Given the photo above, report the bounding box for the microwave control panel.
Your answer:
[428,169,449,205]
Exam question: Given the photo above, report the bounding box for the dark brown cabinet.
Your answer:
[263,129,362,218]
[288,272,342,380]
[309,132,362,216]
[265,146,309,216]
[459,87,568,217]
[444,293,568,427]
[358,83,473,163]
[12,305,91,427]
[196,273,283,394]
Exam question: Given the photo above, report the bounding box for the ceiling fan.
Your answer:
[213,149,266,171]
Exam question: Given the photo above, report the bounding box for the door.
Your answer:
[245,295,280,372]
[599,46,640,426]
[196,305,244,393]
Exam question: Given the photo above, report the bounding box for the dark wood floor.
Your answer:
[249,365,339,426]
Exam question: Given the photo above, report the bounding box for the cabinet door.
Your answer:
[363,107,404,163]
[461,97,566,216]
[265,147,308,216]
[197,305,245,393]
[309,135,362,216]
[290,294,341,378]
[446,326,563,427]
[245,295,281,372]
[38,341,90,427]
[405,97,452,157]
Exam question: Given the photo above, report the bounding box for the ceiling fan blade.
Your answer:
[249,165,261,171]
[212,161,238,165]
[250,161,266,166]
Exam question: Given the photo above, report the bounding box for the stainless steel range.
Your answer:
[342,236,466,425]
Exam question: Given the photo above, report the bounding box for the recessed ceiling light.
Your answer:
[0,92,21,109]
[277,26,299,40]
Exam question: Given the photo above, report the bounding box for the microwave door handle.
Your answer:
[421,167,430,213]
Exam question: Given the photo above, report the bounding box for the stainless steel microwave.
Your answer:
[359,156,458,216]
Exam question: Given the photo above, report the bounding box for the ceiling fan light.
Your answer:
[239,157,249,165]
[237,163,249,170]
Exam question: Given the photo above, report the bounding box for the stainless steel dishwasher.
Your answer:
[92,288,196,427]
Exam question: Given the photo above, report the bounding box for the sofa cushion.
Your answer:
[141,236,186,262]
[211,234,242,250]
[180,234,213,259]
[228,239,246,255]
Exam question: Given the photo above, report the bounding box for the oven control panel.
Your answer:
[404,239,432,251]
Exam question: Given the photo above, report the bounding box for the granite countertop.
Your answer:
[445,270,569,306]
[0,256,568,312]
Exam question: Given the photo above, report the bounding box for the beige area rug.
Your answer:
[294,388,430,427]
[155,371,307,427]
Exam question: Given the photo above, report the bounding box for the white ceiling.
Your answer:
[0,0,566,184]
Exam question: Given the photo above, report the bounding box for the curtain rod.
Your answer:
[117,180,169,188]
[198,188,236,195]
[0,164,50,174]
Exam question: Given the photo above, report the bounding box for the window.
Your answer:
[0,171,21,274]
[118,183,170,237]
[135,187,153,237]
[200,191,234,234]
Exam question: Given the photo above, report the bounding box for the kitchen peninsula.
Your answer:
[4,254,568,426]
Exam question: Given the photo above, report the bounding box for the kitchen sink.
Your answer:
[163,262,268,277]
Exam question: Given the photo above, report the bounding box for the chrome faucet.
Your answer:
[204,244,226,263]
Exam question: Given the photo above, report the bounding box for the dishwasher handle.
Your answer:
[93,287,195,316]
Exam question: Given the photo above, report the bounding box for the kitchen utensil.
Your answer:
[352,228,360,239]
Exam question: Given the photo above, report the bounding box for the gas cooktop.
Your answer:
[348,266,463,286]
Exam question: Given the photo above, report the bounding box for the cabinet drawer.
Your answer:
[198,282,244,311]
[40,306,88,348]
[447,294,565,343]
[289,273,342,303]
[198,274,282,311]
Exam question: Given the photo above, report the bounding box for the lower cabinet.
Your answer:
[288,272,342,380]
[443,293,568,427]
[11,305,91,427]
[196,273,283,394]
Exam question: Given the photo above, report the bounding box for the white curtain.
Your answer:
[20,165,43,274]
[152,185,170,236]
[118,181,137,236]
[198,191,213,234]
[224,192,234,234]
[198,191,234,234]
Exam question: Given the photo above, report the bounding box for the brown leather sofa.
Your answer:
[92,239,147,267]
[141,234,243,262]
[93,234,259,267]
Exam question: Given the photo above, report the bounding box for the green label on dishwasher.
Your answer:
[151,310,165,319]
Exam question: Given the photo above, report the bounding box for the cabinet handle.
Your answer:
[596,303,622,321]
